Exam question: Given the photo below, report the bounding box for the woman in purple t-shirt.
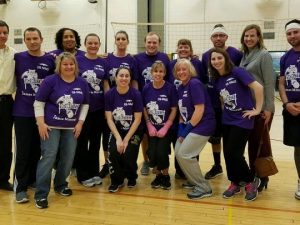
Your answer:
[105,67,143,193]
[209,47,263,201]
[33,52,89,209]
[174,58,216,200]
[75,33,110,188]
[142,61,177,190]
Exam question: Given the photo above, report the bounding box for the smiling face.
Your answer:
[177,44,192,59]
[0,26,8,48]
[243,28,260,50]
[145,34,160,55]
[286,28,300,48]
[24,30,43,54]
[176,63,191,85]
[210,52,226,75]
[85,35,100,55]
[60,57,76,78]
[62,29,76,52]
[151,65,165,84]
[115,68,131,88]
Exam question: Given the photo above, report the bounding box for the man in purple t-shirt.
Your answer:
[14,27,55,204]
[202,24,243,180]
[134,32,170,175]
[278,19,300,200]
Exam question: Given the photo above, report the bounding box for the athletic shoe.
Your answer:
[140,161,150,176]
[35,198,48,209]
[160,175,171,190]
[204,165,223,180]
[151,174,163,188]
[99,163,109,178]
[223,183,241,199]
[295,179,300,200]
[56,187,73,196]
[245,178,260,201]
[182,182,195,189]
[187,188,213,199]
[81,178,95,187]
[16,191,29,203]
[93,176,103,185]
[127,179,136,188]
[108,183,124,193]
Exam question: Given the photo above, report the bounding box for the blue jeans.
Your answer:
[35,129,77,200]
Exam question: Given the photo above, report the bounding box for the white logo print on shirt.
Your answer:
[142,67,153,84]
[146,101,165,124]
[220,89,238,111]
[112,107,132,129]
[56,95,80,118]
[82,70,101,92]
[285,65,300,89]
[178,99,188,122]
[22,69,41,93]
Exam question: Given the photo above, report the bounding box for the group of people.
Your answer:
[0,18,300,210]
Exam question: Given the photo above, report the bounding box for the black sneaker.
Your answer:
[151,174,163,188]
[204,165,223,180]
[108,183,124,193]
[35,198,48,209]
[160,175,171,190]
[56,187,72,196]
[127,179,136,188]
[99,163,109,178]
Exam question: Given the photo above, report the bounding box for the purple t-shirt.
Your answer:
[105,87,143,132]
[35,74,90,128]
[142,81,178,129]
[202,46,243,108]
[215,67,255,129]
[13,51,55,117]
[177,78,215,136]
[134,52,170,91]
[49,49,86,58]
[280,49,300,102]
[77,55,108,112]
[169,58,207,89]
[105,53,138,87]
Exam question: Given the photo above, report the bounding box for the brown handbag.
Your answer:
[254,123,278,177]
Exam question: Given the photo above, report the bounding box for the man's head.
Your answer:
[285,19,300,48]
[0,20,9,48]
[24,27,43,54]
[210,24,228,49]
[144,32,160,56]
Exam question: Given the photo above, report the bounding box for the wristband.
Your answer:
[180,122,194,138]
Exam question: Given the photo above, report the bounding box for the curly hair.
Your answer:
[55,28,81,50]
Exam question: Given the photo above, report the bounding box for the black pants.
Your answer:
[102,119,110,152]
[148,132,171,170]
[222,124,253,184]
[75,109,105,182]
[108,130,142,185]
[0,96,13,184]
[14,117,41,192]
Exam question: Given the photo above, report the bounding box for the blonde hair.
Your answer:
[151,60,166,74]
[173,58,197,80]
[55,52,79,76]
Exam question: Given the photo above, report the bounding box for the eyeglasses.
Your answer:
[211,34,227,38]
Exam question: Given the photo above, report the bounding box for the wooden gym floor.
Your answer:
[0,97,299,225]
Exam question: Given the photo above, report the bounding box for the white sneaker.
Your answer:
[93,176,103,185]
[295,179,300,200]
[82,178,95,187]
